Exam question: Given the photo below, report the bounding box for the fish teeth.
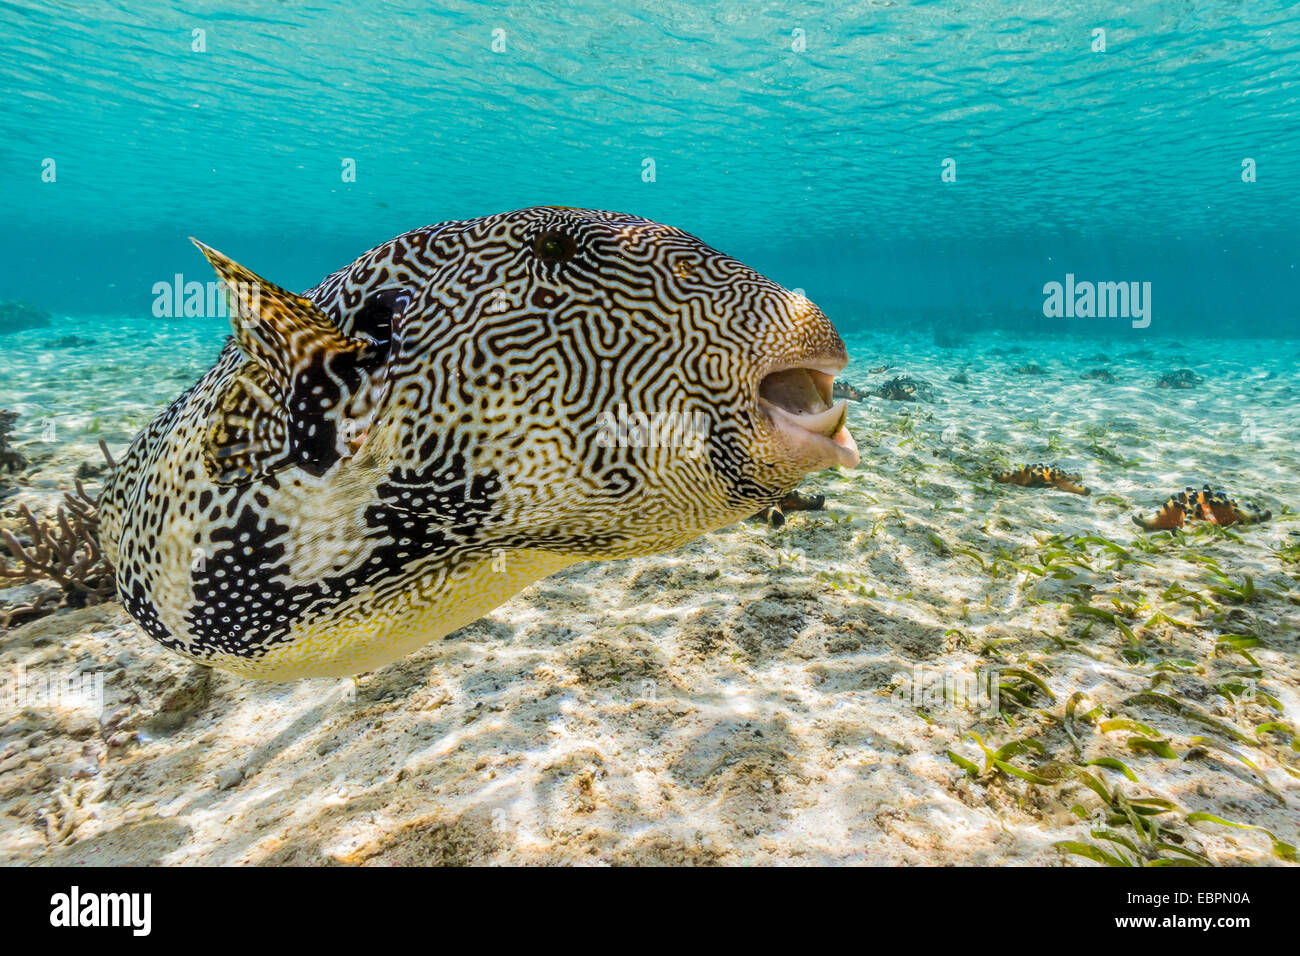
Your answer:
[765,398,848,438]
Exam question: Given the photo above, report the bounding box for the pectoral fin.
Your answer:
[192,240,389,483]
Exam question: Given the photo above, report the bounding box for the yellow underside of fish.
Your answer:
[196,549,575,680]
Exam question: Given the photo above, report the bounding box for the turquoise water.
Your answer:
[2,0,1297,335]
[5,2,1300,868]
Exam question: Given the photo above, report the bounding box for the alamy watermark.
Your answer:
[3,664,105,716]
[1042,273,1151,328]
[594,404,710,458]
[152,275,262,319]
[49,886,150,936]
[891,664,1000,717]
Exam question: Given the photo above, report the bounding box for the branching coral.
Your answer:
[0,478,115,623]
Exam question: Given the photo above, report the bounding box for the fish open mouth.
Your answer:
[758,362,859,469]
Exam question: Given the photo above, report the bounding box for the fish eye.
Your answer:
[533,230,576,264]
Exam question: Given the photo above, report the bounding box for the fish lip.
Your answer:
[755,352,858,470]
[760,398,860,470]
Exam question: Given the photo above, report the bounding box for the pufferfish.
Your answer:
[99,207,858,679]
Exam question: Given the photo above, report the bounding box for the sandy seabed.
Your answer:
[1,320,1298,865]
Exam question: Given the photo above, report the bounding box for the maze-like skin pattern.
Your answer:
[99,207,848,679]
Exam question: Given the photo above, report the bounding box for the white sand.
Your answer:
[1,323,1297,865]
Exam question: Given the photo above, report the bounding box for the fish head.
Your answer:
[198,207,857,559]
[360,207,857,555]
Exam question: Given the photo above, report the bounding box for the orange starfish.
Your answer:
[992,463,1091,496]
[1133,485,1270,530]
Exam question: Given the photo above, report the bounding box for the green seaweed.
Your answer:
[1068,601,1140,646]
[1186,813,1296,862]
[1124,691,1252,744]
[1057,785,1204,867]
